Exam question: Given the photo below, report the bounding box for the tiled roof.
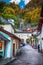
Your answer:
[23,24,38,30]
[15,29,23,32]
[23,27,33,32]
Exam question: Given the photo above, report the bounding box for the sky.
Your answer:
[1,0,31,9]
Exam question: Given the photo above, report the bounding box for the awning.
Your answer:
[0,33,10,41]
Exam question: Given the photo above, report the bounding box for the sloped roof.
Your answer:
[23,27,33,32]
[23,24,38,30]
[0,17,14,26]
[0,28,21,41]
[15,29,23,33]
[0,33,10,41]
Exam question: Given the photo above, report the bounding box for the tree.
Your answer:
[2,7,15,19]
[24,11,32,24]
[0,1,7,12]
[31,7,41,26]
[10,2,20,14]
[0,21,5,25]
[13,15,20,28]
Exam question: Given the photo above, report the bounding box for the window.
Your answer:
[0,42,2,50]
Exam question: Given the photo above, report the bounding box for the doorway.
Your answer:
[4,41,7,57]
[13,44,15,57]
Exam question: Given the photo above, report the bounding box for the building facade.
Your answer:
[0,28,21,58]
[37,4,43,52]
[15,32,32,44]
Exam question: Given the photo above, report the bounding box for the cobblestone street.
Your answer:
[7,45,43,65]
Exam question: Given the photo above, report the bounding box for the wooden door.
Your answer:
[13,44,15,57]
[4,41,6,57]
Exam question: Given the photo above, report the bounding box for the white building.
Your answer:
[0,18,15,34]
[15,32,32,43]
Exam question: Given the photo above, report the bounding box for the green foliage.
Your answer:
[2,7,15,19]
[13,15,20,28]
[9,2,20,14]
[0,1,9,13]
[0,2,20,28]
[0,0,42,28]
[0,21,5,25]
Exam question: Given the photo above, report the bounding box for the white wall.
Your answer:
[5,38,12,58]
[0,25,14,34]
[15,33,32,43]
[37,24,43,52]
[41,24,43,51]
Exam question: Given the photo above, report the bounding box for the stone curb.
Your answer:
[4,57,17,65]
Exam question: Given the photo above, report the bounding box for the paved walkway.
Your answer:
[7,45,43,65]
[0,58,15,65]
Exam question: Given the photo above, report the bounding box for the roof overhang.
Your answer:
[0,28,21,41]
[0,33,10,41]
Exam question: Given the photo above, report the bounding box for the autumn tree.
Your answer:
[10,2,20,14]
[2,7,15,19]
[0,1,7,13]
[31,7,41,26]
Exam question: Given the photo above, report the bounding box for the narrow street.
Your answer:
[7,45,43,65]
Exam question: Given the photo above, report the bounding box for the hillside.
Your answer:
[0,0,43,28]
[0,1,21,28]
[25,0,43,8]
[19,0,43,26]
